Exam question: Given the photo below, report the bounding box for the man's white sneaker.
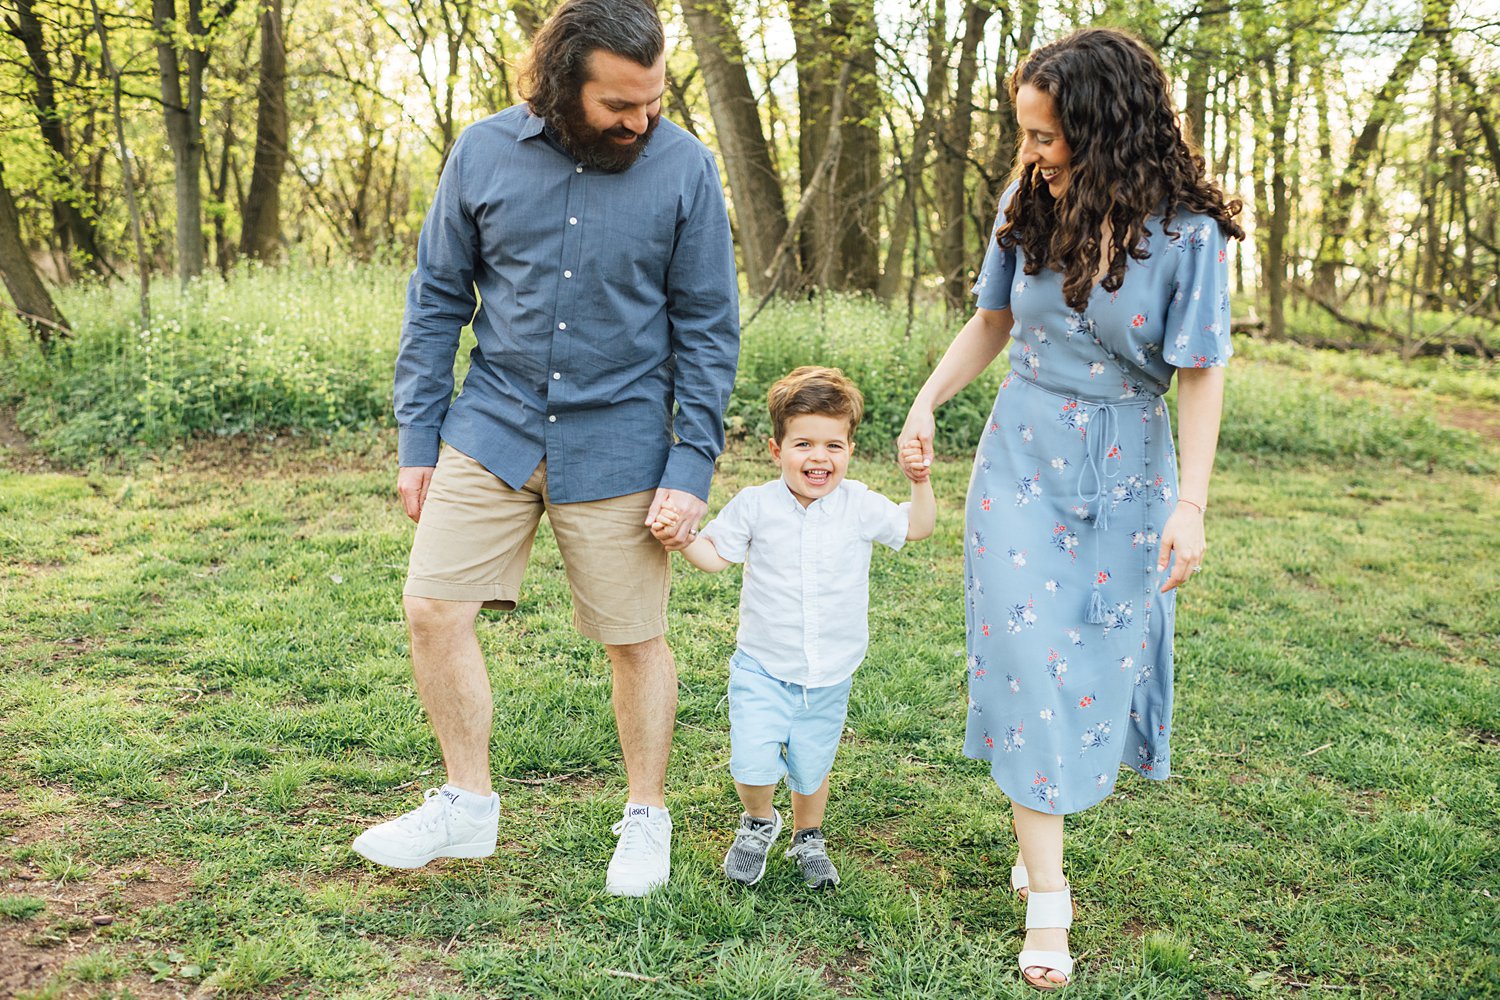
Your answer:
[352,787,498,869]
[604,803,672,897]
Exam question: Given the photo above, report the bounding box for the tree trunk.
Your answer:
[791,0,880,292]
[154,0,210,282]
[877,0,946,302]
[933,1,992,311]
[0,161,70,344]
[979,0,1037,223]
[242,0,287,261]
[5,0,112,279]
[1266,52,1291,340]
[834,9,881,293]
[681,0,789,298]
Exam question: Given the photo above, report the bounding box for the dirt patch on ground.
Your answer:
[0,407,59,475]
[1432,399,1500,443]
[0,860,197,999]
[1,788,199,998]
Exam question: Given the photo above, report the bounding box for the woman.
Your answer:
[900,28,1243,990]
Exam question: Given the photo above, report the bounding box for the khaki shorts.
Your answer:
[404,447,669,645]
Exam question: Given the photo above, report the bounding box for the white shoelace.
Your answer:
[393,788,448,833]
[611,815,669,861]
[732,820,778,854]
[785,836,829,862]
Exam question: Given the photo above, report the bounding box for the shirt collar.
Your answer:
[777,476,841,512]
[518,108,547,141]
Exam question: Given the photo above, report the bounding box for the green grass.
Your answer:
[0,280,1496,995]
[1,387,1497,997]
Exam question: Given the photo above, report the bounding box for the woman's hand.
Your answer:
[1157,502,1206,592]
[898,406,936,483]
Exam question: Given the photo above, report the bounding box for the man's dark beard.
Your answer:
[551,96,659,173]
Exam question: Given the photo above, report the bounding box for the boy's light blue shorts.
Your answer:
[727,649,853,795]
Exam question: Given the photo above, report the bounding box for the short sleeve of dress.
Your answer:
[1162,216,1233,369]
[699,489,754,564]
[971,181,1020,312]
[854,485,909,552]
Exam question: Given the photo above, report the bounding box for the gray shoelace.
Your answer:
[786,833,839,887]
[725,817,778,882]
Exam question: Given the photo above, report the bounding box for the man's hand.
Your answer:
[398,466,435,523]
[646,488,706,551]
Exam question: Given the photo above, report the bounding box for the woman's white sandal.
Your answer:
[1010,853,1029,899]
[1009,820,1029,900]
[1018,885,1074,990]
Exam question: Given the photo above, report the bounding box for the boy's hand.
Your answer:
[650,504,680,543]
[899,439,931,483]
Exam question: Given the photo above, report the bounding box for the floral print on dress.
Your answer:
[962,181,1228,815]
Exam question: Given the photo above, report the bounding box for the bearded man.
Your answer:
[353,0,739,896]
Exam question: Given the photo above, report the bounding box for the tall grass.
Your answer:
[0,265,1492,471]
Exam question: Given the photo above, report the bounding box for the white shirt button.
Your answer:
[575,164,583,173]
[564,270,573,278]
[548,415,557,423]
[552,372,561,380]
[558,322,566,330]
[569,217,577,225]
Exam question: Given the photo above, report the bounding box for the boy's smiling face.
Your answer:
[770,413,854,508]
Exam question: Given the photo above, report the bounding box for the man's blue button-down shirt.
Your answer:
[394,104,740,503]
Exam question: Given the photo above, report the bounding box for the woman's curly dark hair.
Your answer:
[998,28,1244,310]
[520,0,663,124]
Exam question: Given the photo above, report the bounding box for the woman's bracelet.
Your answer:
[1178,498,1206,514]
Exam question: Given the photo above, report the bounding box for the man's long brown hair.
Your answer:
[519,0,663,124]
[998,28,1244,310]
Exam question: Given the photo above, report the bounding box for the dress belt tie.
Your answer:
[1076,401,1124,625]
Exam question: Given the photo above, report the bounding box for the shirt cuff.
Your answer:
[659,444,715,501]
[398,425,442,467]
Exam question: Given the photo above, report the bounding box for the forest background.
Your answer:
[2,0,1498,353]
[0,1,1497,998]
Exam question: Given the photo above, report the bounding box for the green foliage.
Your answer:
[0,895,46,920]
[0,263,405,462]
[731,295,1001,454]
[4,266,1492,475]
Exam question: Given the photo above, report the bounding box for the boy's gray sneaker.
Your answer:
[723,810,783,885]
[786,827,840,889]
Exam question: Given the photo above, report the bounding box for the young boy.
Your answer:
[652,366,935,888]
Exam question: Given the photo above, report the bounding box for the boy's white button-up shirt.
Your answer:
[701,478,909,689]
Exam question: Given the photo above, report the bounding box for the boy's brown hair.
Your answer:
[766,366,865,441]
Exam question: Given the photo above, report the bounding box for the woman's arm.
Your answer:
[1158,365,1225,592]
[899,307,1014,474]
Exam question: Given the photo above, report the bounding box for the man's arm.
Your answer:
[394,129,481,499]
[649,150,740,542]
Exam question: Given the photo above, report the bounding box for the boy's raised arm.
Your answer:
[900,440,936,541]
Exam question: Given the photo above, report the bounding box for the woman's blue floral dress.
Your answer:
[963,182,1231,814]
